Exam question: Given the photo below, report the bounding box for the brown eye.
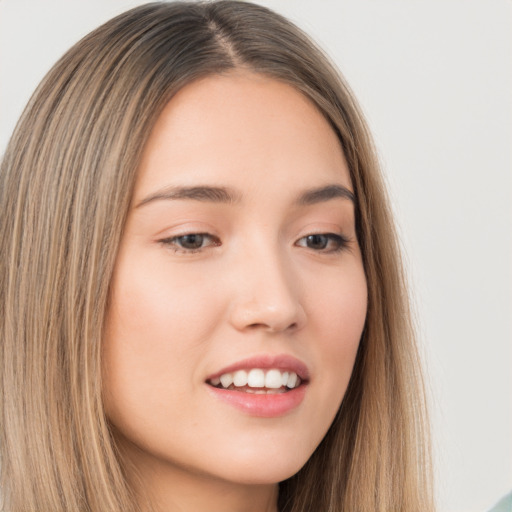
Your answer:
[305,234,329,250]
[296,233,349,253]
[176,234,207,249]
[160,233,220,253]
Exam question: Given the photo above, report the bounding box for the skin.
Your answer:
[102,71,367,512]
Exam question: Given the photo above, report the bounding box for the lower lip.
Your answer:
[206,384,307,418]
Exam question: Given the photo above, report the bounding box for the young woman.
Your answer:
[0,2,434,511]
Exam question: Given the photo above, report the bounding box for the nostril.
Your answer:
[228,294,306,333]
[247,321,298,332]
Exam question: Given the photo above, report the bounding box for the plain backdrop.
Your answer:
[1,1,511,511]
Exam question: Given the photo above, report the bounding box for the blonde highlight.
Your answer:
[1,2,433,511]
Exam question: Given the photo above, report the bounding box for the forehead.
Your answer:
[134,71,351,202]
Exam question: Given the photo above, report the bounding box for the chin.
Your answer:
[208,448,312,486]
[218,468,301,486]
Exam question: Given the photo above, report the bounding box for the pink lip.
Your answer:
[205,354,310,381]
[205,354,309,418]
[206,385,307,418]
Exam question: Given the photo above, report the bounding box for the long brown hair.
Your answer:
[0,2,433,511]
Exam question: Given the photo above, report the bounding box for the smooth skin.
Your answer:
[102,71,368,512]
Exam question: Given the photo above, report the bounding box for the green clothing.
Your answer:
[489,491,512,512]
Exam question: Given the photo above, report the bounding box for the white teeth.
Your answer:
[247,369,265,388]
[219,373,233,388]
[287,372,298,388]
[265,369,283,389]
[233,370,248,387]
[211,369,301,390]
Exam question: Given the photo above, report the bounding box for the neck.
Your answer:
[119,440,279,512]
[148,472,278,512]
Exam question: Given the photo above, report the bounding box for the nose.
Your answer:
[228,247,306,334]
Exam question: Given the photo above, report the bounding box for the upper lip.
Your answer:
[206,354,310,382]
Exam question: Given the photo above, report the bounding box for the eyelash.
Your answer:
[159,232,349,254]
[159,233,221,254]
[295,233,349,253]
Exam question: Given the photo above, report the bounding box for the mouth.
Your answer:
[205,355,309,417]
[207,368,303,394]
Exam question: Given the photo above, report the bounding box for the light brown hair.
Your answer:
[0,2,433,511]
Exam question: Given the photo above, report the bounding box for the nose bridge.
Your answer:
[229,236,305,333]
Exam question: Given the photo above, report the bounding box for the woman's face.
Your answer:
[103,72,367,490]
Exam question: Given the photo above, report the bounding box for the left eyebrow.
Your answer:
[295,184,355,206]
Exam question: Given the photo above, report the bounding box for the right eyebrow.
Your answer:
[135,185,241,208]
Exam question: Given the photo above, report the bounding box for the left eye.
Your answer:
[160,233,220,252]
[295,233,348,252]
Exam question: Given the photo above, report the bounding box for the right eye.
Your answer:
[159,233,221,253]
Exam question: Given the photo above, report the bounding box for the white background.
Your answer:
[0,1,510,511]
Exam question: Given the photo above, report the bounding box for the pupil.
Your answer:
[180,234,203,249]
[307,234,328,249]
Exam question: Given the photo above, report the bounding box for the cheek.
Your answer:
[101,258,222,428]
[314,261,367,351]
[305,264,367,417]
[106,257,223,350]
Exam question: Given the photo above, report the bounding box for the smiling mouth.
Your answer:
[207,368,303,394]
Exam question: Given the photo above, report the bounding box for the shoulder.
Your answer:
[488,491,512,512]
